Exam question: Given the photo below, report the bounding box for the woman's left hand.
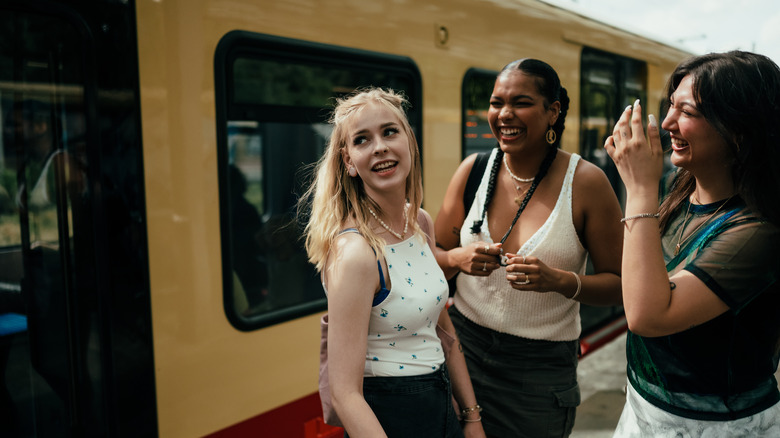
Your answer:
[603,100,664,198]
[504,254,564,292]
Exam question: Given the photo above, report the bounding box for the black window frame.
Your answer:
[214,31,423,331]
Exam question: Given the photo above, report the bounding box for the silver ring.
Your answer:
[518,273,530,285]
[521,255,526,264]
[484,245,490,253]
[482,262,487,271]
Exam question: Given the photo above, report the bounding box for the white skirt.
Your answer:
[612,381,780,438]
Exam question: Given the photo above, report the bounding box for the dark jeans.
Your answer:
[345,364,464,438]
[450,305,580,438]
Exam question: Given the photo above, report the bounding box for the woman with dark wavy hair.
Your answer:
[435,59,623,437]
[605,51,780,436]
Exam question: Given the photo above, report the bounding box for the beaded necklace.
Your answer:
[503,153,535,183]
[367,202,409,240]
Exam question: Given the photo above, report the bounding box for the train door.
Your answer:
[579,47,648,206]
[0,8,98,435]
[0,2,155,437]
[577,48,647,339]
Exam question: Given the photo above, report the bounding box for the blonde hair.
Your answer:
[300,87,424,271]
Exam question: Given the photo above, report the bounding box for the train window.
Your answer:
[215,31,422,330]
[461,68,498,158]
[579,47,648,205]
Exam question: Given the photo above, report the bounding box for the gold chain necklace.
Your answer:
[674,195,733,256]
[367,203,409,240]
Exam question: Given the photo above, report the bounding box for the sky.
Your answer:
[539,0,780,66]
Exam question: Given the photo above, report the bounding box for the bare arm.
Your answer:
[324,234,387,437]
[572,160,623,305]
[604,101,728,337]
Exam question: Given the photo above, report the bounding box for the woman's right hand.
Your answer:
[603,100,664,199]
[455,242,502,276]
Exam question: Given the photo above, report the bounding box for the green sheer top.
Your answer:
[627,196,780,421]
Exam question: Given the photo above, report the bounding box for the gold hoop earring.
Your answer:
[546,127,557,145]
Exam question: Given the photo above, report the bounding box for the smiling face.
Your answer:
[488,71,559,153]
[341,101,412,199]
[662,75,733,174]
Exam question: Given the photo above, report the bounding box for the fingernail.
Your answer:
[625,105,632,112]
[634,99,640,108]
[648,114,657,127]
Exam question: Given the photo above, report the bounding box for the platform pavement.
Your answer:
[571,332,628,438]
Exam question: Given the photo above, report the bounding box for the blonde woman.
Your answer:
[302,88,485,438]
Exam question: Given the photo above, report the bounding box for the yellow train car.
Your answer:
[0,0,690,436]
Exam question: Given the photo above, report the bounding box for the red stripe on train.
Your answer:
[205,393,344,438]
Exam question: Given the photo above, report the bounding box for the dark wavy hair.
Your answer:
[658,51,780,230]
[499,58,570,147]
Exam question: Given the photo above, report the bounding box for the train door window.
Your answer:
[215,32,422,330]
[461,68,498,158]
[0,7,103,436]
[579,47,647,205]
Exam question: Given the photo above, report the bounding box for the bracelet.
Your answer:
[620,213,660,223]
[463,417,482,423]
[460,404,482,417]
[569,271,581,300]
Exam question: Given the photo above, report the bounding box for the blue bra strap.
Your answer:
[338,228,388,293]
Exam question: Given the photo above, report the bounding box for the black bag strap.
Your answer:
[463,151,491,212]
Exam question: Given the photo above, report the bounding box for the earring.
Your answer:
[545,126,557,145]
[348,166,357,177]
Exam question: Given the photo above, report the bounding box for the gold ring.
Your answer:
[482,262,487,271]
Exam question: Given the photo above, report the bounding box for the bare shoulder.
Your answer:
[330,231,377,268]
[573,159,612,196]
[417,208,436,246]
[325,231,380,290]
[418,208,434,229]
[572,155,611,187]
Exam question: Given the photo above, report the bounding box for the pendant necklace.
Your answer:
[503,154,534,205]
[497,147,557,248]
[674,194,733,256]
[367,202,409,240]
